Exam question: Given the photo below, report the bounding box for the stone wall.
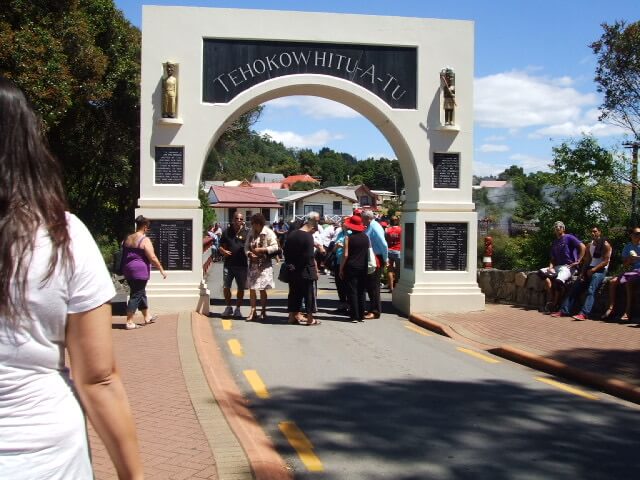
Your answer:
[477,269,639,317]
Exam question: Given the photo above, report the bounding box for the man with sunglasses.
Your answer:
[603,226,640,321]
[552,226,611,320]
[219,213,249,318]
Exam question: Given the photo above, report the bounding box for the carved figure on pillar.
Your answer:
[162,62,177,118]
[483,236,493,268]
[440,67,456,126]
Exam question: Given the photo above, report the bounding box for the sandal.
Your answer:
[260,311,267,321]
[620,313,631,322]
[601,307,613,320]
[305,319,321,326]
[144,315,158,325]
[245,311,257,322]
[125,322,141,330]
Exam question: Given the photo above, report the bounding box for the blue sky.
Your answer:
[115,1,638,177]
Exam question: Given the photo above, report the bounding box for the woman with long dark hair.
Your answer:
[0,78,143,479]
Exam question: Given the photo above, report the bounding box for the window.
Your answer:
[261,208,270,221]
[359,195,371,206]
[332,201,342,215]
[304,204,323,216]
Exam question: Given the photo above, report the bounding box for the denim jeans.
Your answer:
[560,271,605,316]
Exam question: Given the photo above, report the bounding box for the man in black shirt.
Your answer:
[219,213,248,318]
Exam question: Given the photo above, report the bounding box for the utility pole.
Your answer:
[623,141,640,226]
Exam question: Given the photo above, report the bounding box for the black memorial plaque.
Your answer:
[433,152,460,189]
[147,219,193,271]
[403,222,414,270]
[155,146,184,184]
[424,222,467,271]
[203,39,417,109]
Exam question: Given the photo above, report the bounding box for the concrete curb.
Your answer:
[409,313,640,405]
[191,313,293,480]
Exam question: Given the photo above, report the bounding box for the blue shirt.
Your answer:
[622,242,640,270]
[366,220,389,263]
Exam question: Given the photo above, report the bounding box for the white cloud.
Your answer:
[266,96,360,119]
[484,135,506,142]
[508,153,552,172]
[473,160,510,177]
[260,128,344,148]
[475,70,598,129]
[530,121,626,138]
[478,144,509,153]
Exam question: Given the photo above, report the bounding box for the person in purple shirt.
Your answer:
[602,226,640,321]
[538,221,585,314]
[122,215,167,329]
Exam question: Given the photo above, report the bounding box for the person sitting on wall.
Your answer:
[538,221,585,314]
[552,225,611,320]
[602,226,640,322]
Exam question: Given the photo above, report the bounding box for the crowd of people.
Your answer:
[539,221,640,322]
[213,209,402,325]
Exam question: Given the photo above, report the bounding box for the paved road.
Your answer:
[206,263,640,479]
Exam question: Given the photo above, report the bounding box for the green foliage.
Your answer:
[590,20,640,140]
[199,188,216,235]
[1,0,141,241]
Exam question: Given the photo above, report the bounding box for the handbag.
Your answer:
[112,242,125,275]
[367,243,377,275]
[278,262,293,283]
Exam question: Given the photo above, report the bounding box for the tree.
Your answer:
[590,20,640,140]
[1,1,141,240]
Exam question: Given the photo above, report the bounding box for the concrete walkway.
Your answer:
[92,275,640,478]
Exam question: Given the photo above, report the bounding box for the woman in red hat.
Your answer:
[339,215,370,322]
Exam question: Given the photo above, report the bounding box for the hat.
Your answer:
[353,208,362,216]
[553,221,565,230]
[380,221,388,228]
[344,215,366,232]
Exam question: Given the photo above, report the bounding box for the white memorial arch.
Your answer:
[139,6,484,314]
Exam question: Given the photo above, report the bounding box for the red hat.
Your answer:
[344,215,366,232]
[380,221,388,228]
[353,208,362,216]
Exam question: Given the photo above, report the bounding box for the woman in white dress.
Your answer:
[244,213,279,321]
[0,78,143,479]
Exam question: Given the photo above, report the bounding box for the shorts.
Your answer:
[388,250,401,262]
[538,265,573,283]
[223,265,247,290]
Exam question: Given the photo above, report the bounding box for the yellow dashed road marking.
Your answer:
[404,324,432,336]
[457,347,501,364]
[227,339,243,357]
[221,319,232,330]
[243,370,270,399]
[536,376,599,400]
[279,421,324,472]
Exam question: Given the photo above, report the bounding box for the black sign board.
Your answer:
[147,220,193,271]
[203,39,417,109]
[424,222,467,271]
[403,222,414,270]
[155,146,184,184]
[433,152,460,189]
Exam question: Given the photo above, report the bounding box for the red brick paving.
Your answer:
[88,315,217,480]
[426,303,640,388]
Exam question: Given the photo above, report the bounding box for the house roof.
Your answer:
[257,182,287,190]
[252,172,285,183]
[209,186,282,208]
[479,180,508,188]
[279,187,358,203]
[281,174,320,186]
